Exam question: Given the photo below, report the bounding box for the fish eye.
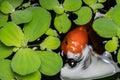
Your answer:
[67,58,77,68]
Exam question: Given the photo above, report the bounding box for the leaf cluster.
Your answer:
[92,2,120,64]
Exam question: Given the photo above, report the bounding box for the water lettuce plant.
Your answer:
[0,0,119,80]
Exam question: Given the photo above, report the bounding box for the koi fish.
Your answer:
[60,25,120,80]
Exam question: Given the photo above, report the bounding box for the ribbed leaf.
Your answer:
[40,36,60,50]
[6,0,23,8]
[63,0,82,11]
[117,49,120,64]
[11,48,41,75]
[83,0,97,5]
[93,18,118,38]
[0,12,8,27]
[0,22,25,47]
[54,13,71,33]
[111,4,120,27]
[36,51,63,76]
[74,6,92,25]
[39,0,59,10]
[0,59,14,80]
[105,37,118,52]
[45,28,59,37]
[0,41,13,59]
[0,1,14,14]
[11,10,32,24]
[24,7,51,42]
[15,71,41,80]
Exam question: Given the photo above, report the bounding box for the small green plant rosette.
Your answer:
[54,13,71,33]
[53,4,64,14]
[105,37,118,52]
[0,22,25,47]
[11,9,32,25]
[36,51,63,76]
[24,7,51,42]
[0,41,13,59]
[11,48,41,75]
[40,36,61,50]
[74,6,92,25]
[0,59,14,80]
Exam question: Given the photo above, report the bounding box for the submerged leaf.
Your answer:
[93,18,118,38]
[24,7,51,42]
[39,0,59,10]
[40,36,60,50]
[63,0,82,11]
[74,6,92,25]
[54,13,71,33]
[0,41,13,59]
[11,48,41,75]
[0,22,25,47]
[0,59,14,80]
[36,51,63,76]
[11,9,32,24]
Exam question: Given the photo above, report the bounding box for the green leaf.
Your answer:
[39,0,59,10]
[111,4,120,27]
[6,0,23,8]
[117,49,120,64]
[15,71,41,80]
[0,12,8,27]
[63,0,82,11]
[0,1,14,14]
[53,4,64,14]
[117,28,120,38]
[74,6,92,25]
[40,36,60,50]
[0,41,13,59]
[83,0,97,5]
[11,48,41,75]
[45,28,59,37]
[24,7,51,42]
[105,37,118,52]
[54,13,71,33]
[11,10,32,25]
[0,22,25,47]
[36,51,63,76]
[90,3,104,12]
[0,59,14,80]
[93,18,118,38]
[98,0,107,3]
[116,0,120,4]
